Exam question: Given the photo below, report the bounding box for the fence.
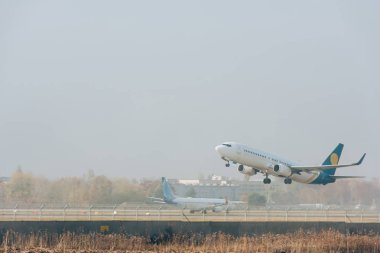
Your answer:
[0,203,379,223]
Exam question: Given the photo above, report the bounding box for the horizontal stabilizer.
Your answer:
[330,176,365,179]
[229,201,247,204]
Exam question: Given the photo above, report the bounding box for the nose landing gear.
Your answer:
[284,178,292,184]
[222,157,230,167]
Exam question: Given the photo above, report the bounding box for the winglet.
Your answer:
[355,153,366,165]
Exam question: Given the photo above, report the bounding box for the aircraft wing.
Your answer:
[153,201,167,204]
[147,197,167,204]
[203,201,230,210]
[147,197,164,201]
[290,153,366,171]
[204,203,228,210]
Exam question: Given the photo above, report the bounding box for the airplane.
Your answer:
[215,142,365,185]
[149,177,242,213]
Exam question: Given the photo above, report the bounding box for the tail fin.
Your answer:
[322,143,344,176]
[161,177,176,202]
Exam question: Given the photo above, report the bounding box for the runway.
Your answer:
[1,206,379,223]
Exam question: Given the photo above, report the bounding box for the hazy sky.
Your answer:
[0,1,379,180]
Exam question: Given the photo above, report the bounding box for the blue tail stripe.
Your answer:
[322,143,344,176]
[162,177,175,202]
[310,171,336,185]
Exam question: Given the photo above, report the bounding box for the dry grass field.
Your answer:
[1,230,379,253]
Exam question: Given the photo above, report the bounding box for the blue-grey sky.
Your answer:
[0,1,378,179]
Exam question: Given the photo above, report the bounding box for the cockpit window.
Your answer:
[222,143,232,147]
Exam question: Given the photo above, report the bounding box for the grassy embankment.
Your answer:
[1,230,379,252]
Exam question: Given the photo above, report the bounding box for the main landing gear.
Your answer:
[284,178,292,184]
[263,173,271,184]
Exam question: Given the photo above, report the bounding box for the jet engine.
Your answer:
[238,165,256,176]
[273,164,292,177]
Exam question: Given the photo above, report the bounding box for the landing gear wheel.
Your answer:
[263,178,271,184]
[225,162,230,167]
[284,178,292,184]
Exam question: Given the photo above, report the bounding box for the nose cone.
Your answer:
[215,145,224,155]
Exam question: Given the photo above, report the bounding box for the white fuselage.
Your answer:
[172,197,227,211]
[215,142,320,184]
